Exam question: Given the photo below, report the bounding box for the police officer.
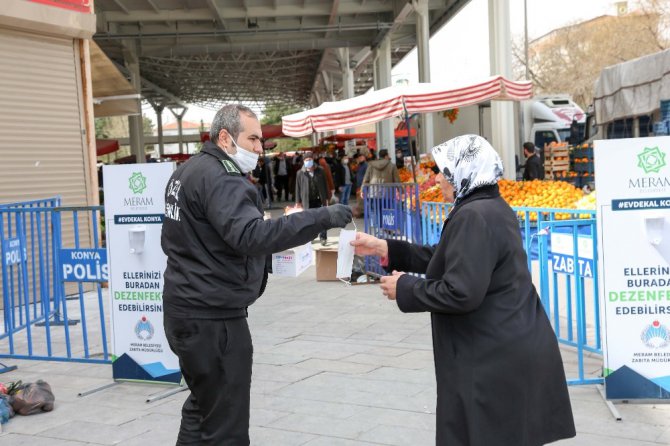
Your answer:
[161,104,352,445]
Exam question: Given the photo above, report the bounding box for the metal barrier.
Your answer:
[362,183,421,276]
[538,218,602,386]
[0,198,110,368]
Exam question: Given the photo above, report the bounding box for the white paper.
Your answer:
[336,230,357,278]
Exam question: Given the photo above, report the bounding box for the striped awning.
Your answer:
[282,75,532,137]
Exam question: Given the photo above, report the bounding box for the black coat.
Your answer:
[388,185,575,446]
[523,153,544,180]
[161,142,332,318]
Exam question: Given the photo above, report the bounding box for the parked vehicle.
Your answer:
[586,48,670,141]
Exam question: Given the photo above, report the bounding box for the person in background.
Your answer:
[335,154,353,206]
[317,152,335,202]
[352,153,369,218]
[395,148,405,170]
[569,117,581,146]
[272,152,290,202]
[522,141,544,181]
[161,105,352,445]
[295,151,330,245]
[361,149,401,187]
[288,153,302,202]
[354,153,368,193]
[351,134,575,446]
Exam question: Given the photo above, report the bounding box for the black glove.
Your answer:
[325,204,353,228]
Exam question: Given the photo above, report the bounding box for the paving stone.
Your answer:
[303,438,383,446]
[294,358,380,375]
[0,433,97,445]
[249,426,317,445]
[268,413,373,440]
[359,424,435,446]
[252,395,367,421]
[253,363,322,383]
[36,420,149,445]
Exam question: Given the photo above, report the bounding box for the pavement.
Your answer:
[1,205,670,445]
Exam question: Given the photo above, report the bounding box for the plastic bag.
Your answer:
[9,380,55,415]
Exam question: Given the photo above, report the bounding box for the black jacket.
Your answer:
[161,141,332,319]
[387,185,575,445]
[523,153,544,180]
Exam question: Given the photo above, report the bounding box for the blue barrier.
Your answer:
[362,184,421,276]
[539,219,602,386]
[0,199,110,370]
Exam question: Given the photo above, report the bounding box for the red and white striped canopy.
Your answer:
[282,75,532,137]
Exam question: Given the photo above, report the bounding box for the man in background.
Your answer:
[522,142,544,181]
[273,152,290,202]
[295,152,331,245]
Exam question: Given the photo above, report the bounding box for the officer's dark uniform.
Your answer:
[161,141,333,445]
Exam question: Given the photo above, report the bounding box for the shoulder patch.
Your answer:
[221,160,241,175]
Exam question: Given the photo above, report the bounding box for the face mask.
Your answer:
[226,137,259,173]
[304,160,314,169]
[342,159,349,165]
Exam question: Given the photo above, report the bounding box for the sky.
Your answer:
[150,0,618,127]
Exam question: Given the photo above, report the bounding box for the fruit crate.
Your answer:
[573,161,594,173]
[572,145,593,158]
[661,99,670,120]
[544,143,570,178]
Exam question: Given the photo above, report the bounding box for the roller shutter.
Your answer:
[0,28,94,305]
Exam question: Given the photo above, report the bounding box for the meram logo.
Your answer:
[641,320,669,349]
[135,316,154,341]
[637,146,666,174]
[128,172,147,194]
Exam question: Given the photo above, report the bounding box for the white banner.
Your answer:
[595,136,670,400]
[103,163,180,383]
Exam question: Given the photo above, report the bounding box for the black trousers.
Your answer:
[164,315,253,446]
[275,174,289,201]
[309,199,327,240]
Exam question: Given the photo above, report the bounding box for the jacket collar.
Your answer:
[200,141,243,176]
[447,184,500,221]
[201,140,229,161]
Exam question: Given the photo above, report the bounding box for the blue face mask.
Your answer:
[304,160,314,169]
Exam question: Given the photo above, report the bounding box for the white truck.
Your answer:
[431,95,586,172]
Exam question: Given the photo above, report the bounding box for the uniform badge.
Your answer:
[221,160,240,174]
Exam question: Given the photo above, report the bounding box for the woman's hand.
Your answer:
[380,271,405,300]
[350,232,388,257]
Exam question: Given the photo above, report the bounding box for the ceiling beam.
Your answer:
[145,0,160,14]
[95,22,392,40]
[134,37,370,56]
[112,0,130,15]
[113,61,188,108]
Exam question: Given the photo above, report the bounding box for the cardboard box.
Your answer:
[271,242,313,277]
[315,248,339,281]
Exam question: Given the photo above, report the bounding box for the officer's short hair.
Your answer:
[210,104,258,144]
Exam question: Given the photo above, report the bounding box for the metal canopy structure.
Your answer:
[93,0,471,112]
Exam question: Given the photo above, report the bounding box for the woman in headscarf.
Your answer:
[351,135,576,446]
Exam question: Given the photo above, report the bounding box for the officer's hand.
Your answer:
[326,204,353,228]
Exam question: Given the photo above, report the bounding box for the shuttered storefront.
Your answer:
[0,27,94,305]
[0,27,91,206]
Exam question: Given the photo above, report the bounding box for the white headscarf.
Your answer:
[431,134,504,203]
